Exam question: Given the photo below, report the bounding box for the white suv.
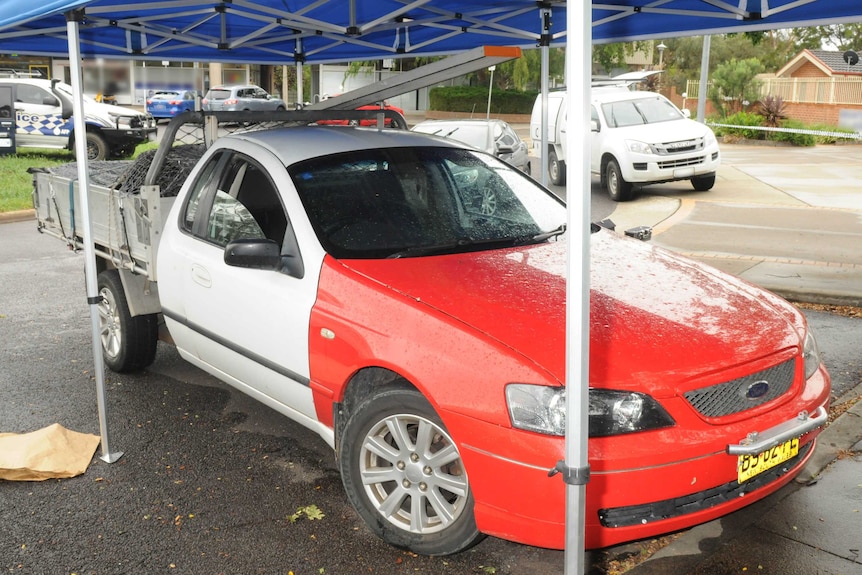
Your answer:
[590,88,720,201]
[0,76,156,160]
[531,88,720,201]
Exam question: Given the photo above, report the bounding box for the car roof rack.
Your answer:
[0,68,44,78]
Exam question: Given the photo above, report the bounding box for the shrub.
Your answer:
[757,95,787,128]
[714,111,765,140]
[768,119,816,146]
[809,123,858,145]
[428,86,537,114]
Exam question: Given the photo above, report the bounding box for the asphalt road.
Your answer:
[1,198,859,574]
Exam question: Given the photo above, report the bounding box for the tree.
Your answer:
[709,57,764,115]
[657,33,795,95]
[500,47,565,91]
[790,24,862,51]
[592,41,650,76]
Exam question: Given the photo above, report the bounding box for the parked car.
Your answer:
[314,99,405,126]
[146,90,196,119]
[590,88,720,200]
[33,117,830,555]
[201,84,286,112]
[355,101,405,125]
[531,87,720,199]
[0,76,155,159]
[412,118,531,173]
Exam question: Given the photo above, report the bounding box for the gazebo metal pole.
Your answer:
[562,1,591,573]
[65,9,123,464]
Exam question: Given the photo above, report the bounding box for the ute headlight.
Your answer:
[87,114,113,129]
[506,384,566,436]
[588,390,675,437]
[803,331,822,380]
[506,385,675,437]
[705,129,717,147]
[625,139,653,155]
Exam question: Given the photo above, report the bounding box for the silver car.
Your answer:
[202,84,286,112]
[411,119,531,173]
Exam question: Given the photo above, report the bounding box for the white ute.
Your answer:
[531,87,721,200]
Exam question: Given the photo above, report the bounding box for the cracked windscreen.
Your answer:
[290,146,566,259]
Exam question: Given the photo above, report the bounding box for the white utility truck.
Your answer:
[530,87,720,200]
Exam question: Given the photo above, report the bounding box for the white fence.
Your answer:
[686,76,862,105]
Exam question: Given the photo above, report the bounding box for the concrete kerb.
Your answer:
[0,209,35,223]
[796,384,862,485]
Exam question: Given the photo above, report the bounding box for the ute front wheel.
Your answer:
[548,147,566,186]
[338,387,483,556]
[691,174,716,191]
[96,270,158,373]
[85,132,109,161]
[605,159,634,202]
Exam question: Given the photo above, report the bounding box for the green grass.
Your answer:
[0,149,72,212]
[0,141,159,213]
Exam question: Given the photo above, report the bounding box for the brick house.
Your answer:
[770,49,862,129]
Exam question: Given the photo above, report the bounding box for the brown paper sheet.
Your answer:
[0,423,101,481]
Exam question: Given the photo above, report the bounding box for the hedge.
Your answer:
[429,86,537,115]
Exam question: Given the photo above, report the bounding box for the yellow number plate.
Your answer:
[737,437,799,483]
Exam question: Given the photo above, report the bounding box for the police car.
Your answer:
[0,75,156,160]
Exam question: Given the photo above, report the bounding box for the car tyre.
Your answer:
[338,387,483,556]
[691,174,715,191]
[85,132,110,161]
[549,148,566,186]
[96,270,158,373]
[606,159,634,201]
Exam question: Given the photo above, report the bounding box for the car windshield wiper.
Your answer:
[387,236,523,259]
[512,223,567,246]
[387,226,567,259]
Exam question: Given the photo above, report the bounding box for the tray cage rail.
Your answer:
[32,108,408,281]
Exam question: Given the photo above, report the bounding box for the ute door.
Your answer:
[158,142,326,427]
[12,82,69,148]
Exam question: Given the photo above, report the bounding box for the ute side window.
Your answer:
[15,84,52,106]
[202,154,289,249]
[181,151,223,234]
[182,150,290,248]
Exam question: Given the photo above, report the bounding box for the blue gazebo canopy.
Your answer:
[1,1,861,64]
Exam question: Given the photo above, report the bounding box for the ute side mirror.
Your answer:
[225,238,281,270]
[224,237,305,278]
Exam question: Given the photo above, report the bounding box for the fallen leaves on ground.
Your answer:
[793,302,862,318]
[591,533,683,575]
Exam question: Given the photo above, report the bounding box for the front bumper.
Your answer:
[101,117,157,151]
[621,145,721,185]
[443,367,829,550]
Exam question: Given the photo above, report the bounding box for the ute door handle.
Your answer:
[190,263,212,288]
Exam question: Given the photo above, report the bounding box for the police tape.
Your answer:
[708,122,862,140]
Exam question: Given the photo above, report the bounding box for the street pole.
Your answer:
[486,65,495,119]
[697,36,711,123]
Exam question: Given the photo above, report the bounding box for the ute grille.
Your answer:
[653,137,704,155]
[684,358,796,418]
[657,155,705,169]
